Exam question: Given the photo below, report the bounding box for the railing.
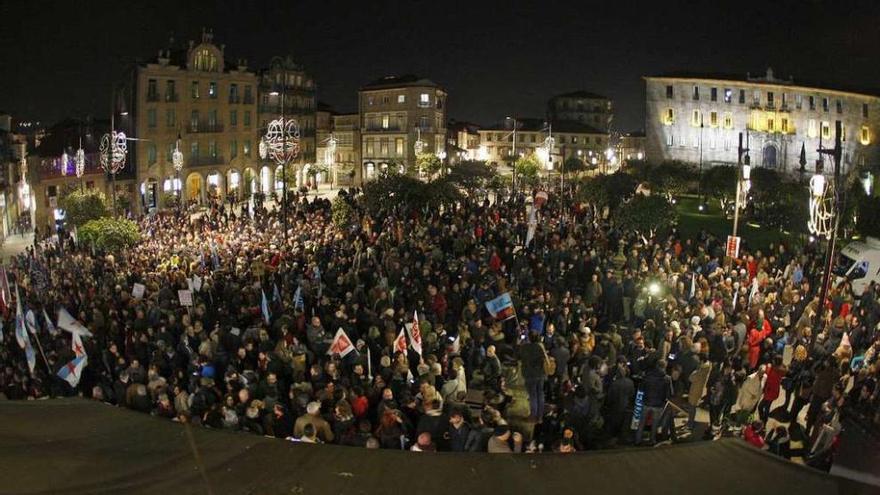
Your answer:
[187,122,224,133]
[364,125,404,132]
[146,93,159,102]
[165,93,179,102]
[229,95,241,104]
[188,155,226,166]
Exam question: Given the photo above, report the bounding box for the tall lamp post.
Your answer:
[260,85,300,243]
[172,134,184,211]
[731,131,751,239]
[99,110,128,215]
[75,137,86,192]
[808,120,843,313]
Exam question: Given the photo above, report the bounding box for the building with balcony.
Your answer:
[477,117,608,173]
[548,91,613,131]
[257,55,317,190]
[124,29,259,211]
[0,113,34,237]
[446,120,481,163]
[644,69,880,175]
[315,103,361,187]
[358,75,446,179]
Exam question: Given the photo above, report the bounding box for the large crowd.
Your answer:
[1,187,878,469]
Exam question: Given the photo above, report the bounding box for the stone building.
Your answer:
[0,114,34,237]
[358,75,446,179]
[644,69,880,175]
[446,120,482,163]
[316,104,361,187]
[547,91,613,131]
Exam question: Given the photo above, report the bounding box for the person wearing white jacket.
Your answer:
[735,365,765,424]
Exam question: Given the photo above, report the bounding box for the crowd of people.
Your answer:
[1,186,878,466]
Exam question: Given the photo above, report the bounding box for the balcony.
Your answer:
[258,104,313,114]
[187,121,224,133]
[364,125,404,132]
[146,92,159,102]
[165,93,179,102]
[229,95,241,104]
[188,155,226,167]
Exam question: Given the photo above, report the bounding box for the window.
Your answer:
[666,85,673,98]
[166,143,175,162]
[836,100,843,113]
[208,109,217,127]
[147,79,158,99]
[166,109,176,128]
[753,90,760,105]
[382,115,390,129]
[366,138,374,155]
[666,133,673,147]
[572,136,578,144]
[781,93,787,107]
[191,81,199,99]
[863,103,869,118]
[419,116,429,129]
[244,85,252,102]
[822,97,829,112]
[809,96,816,110]
[230,83,238,101]
[861,126,871,145]
[781,118,789,133]
[419,93,430,106]
[739,89,746,104]
[208,82,217,98]
[709,111,718,127]
[190,110,199,129]
[767,92,774,106]
[208,140,217,158]
[795,94,803,109]
[692,134,699,148]
[398,94,406,104]
[724,88,732,103]
[367,96,374,106]
[821,121,831,139]
[190,142,199,159]
[767,118,775,132]
[808,119,817,138]
[165,80,176,101]
[230,110,237,127]
[711,87,717,102]
[244,111,251,127]
[396,138,404,155]
[244,140,251,157]
[230,140,238,158]
[147,143,157,164]
[147,109,157,128]
[723,113,733,129]
[193,48,218,71]
[486,134,493,142]
[380,139,389,155]
[691,109,701,126]
[382,95,390,104]
[663,108,674,125]
[692,85,699,100]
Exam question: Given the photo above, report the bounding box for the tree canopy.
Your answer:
[614,195,678,242]
[59,189,109,227]
[579,172,638,210]
[78,217,141,252]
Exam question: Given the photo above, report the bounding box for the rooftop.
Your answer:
[360,74,442,91]
[645,68,880,98]
[551,90,609,100]
[481,117,606,134]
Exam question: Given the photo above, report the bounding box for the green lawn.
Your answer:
[675,195,791,250]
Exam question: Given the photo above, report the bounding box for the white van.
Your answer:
[835,237,880,296]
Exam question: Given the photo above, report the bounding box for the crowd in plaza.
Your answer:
[1,186,879,468]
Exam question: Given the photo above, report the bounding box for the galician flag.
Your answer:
[72,331,87,363]
[43,307,57,336]
[293,285,304,312]
[57,355,87,388]
[14,284,27,349]
[25,309,38,335]
[407,310,423,356]
[57,307,93,337]
[327,328,356,358]
[261,290,271,325]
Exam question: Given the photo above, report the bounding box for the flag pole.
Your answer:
[366,346,372,381]
[31,331,51,373]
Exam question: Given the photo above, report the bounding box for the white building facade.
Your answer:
[645,69,880,175]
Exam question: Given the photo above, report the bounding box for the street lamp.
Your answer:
[810,120,843,320]
[260,88,300,242]
[172,134,184,210]
[100,129,127,214]
[324,134,337,189]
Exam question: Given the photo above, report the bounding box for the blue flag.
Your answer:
[273,283,281,303]
[261,290,271,325]
[485,292,516,321]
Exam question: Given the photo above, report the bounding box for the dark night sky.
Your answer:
[2,0,879,131]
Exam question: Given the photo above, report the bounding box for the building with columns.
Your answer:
[644,69,880,175]
[358,75,446,180]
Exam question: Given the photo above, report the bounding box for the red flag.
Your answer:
[408,310,423,356]
[393,328,407,354]
[327,328,355,358]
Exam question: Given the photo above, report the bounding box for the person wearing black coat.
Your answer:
[604,362,635,444]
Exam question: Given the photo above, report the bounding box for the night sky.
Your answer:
[2,0,879,131]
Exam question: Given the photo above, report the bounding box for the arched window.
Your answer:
[194,48,218,72]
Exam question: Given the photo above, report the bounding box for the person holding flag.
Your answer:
[327,328,356,359]
[407,310,423,357]
[394,328,408,355]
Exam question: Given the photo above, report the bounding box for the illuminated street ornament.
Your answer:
[260,118,300,164]
[99,131,128,174]
[75,147,85,178]
[414,138,426,155]
[172,142,184,172]
[738,164,751,210]
[808,173,833,239]
[60,152,69,176]
[324,135,337,165]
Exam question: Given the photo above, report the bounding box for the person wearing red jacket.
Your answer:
[747,309,772,370]
[758,356,787,422]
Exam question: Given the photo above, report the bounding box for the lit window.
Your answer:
[723,113,733,129]
[709,111,718,127]
[420,93,430,106]
[209,82,217,98]
[191,81,199,99]
[781,118,789,133]
[666,133,673,147]
[808,119,817,138]
[396,138,404,155]
[691,109,701,126]
[724,88,732,103]
[382,115,390,129]
[398,94,406,103]
[796,94,803,109]
[663,108,674,125]
[767,118,775,132]
[821,121,831,139]
[861,126,871,145]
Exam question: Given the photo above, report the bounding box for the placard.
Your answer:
[178,289,193,307]
[726,235,741,259]
[131,283,145,300]
[192,275,202,292]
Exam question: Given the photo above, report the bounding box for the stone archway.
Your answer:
[260,166,272,194]
[762,144,778,169]
[206,170,224,204]
[242,167,257,198]
[226,168,241,203]
[185,172,204,205]
[141,177,160,211]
